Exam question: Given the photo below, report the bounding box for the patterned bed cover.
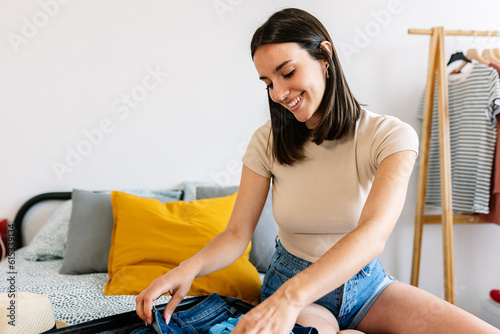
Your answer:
[0,247,171,325]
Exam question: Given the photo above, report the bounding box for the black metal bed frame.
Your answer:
[12,192,72,251]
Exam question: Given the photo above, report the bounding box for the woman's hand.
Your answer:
[135,263,197,325]
[232,293,303,334]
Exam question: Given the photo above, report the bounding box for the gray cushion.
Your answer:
[196,186,277,273]
[183,181,217,202]
[196,186,239,200]
[59,188,182,275]
[59,190,113,275]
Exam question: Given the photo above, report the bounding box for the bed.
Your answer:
[0,183,277,331]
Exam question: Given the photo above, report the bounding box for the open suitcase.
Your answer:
[44,293,318,333]
[44,294,254,334]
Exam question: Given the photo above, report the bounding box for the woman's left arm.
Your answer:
[232,150,417,333]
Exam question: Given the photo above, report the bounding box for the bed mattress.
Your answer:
[0,248,171,325]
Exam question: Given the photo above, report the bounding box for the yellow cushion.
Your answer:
[104,191,261,304]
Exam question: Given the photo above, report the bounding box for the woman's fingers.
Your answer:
[135,265,196,325]
[136,293,151,324]
[136,287,160,323]
[162,290,185,324]
[136,276,173,324]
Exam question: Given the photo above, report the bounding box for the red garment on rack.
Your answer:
[489,62,500,76]
[480,114,500,225]
[479,64,500,224]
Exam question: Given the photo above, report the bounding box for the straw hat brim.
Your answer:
[0,292,57,334]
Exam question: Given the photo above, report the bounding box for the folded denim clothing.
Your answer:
[131,293,243,334]
[131,293,318,334]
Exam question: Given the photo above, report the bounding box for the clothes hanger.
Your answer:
[492,31,500,60]
[494,48,500,59]
[481,32,500,64]
[447,51,471,66]
[448,33,472,74]
[467,49,490,64]
[482,49,500,63]
[448,33,471,66]
[466,31,490,65]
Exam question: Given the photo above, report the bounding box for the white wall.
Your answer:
[2,0,500,320]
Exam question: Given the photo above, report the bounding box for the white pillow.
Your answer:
[24,200,72,261]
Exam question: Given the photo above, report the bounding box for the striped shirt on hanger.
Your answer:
[418,63,500,214]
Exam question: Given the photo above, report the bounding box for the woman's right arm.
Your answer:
[135,165,271,325]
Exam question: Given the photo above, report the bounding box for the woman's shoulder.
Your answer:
[356,108,419,159]
[358,108,408,126]
[357,109,416,135]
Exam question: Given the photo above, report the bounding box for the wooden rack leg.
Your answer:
[411,28,439,289]
[436,27,455,304]
[410,27,455,304]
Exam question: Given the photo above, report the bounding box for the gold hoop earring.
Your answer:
[325,67,329,79]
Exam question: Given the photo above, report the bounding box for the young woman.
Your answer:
[136,8,500,333]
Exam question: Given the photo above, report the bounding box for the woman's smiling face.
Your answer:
[253,42,328,129]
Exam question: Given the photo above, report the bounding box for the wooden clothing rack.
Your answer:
[408,27,497,304]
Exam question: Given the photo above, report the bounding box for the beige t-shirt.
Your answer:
[242,109,419,262]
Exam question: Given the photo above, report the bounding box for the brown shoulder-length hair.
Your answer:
[251,8,362,165]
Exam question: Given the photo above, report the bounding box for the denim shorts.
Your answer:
[261,239,397,330]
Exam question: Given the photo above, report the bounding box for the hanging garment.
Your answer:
[479,63,500,224]
[479,114,500,225]
[418,63,500,214]
[490,62,500,76]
